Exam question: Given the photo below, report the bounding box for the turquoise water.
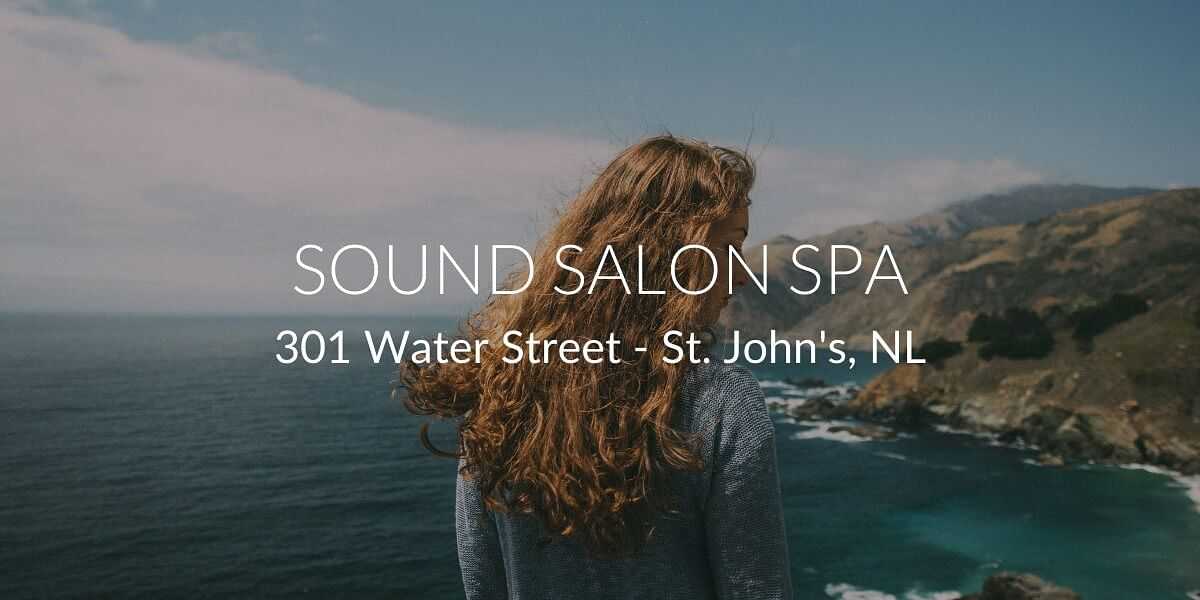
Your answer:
[1,314,1197,598]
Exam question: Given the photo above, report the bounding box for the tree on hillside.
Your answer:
[968,307,1055,360]
[1069,293,1149,353]
[913,337,963,368]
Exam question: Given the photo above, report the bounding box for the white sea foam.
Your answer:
[791,421,873,444]
[760,380,860,400]
[757,379,792,387]
[875,450,966,472]
[932,424,967,435]
[825,583,896,600]
[1119,463,1200,513]
[1019,460,1200,512]
[906,593,962,600]
[988,437,1037,450]
[931,423,1038,451]
[764,395,808,410]
[762,379,861,415]
[932,424,997,441]
[824,583,961,600]
[1120,462,1175,476]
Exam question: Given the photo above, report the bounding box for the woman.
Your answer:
[402,135,793,599]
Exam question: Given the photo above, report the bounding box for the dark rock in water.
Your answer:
[961,572,1080,600]
[787,398,847,421]
[828,423,897,441]
[823,385,861,405]
[997,429,1024,445]
[1036,453,1065,467]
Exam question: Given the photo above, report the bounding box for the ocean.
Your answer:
[2,314,1197,599]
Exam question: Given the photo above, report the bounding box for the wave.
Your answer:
[1017,459,1199,513]
[932,424,993,440]
[757,379,794,388]
[1017,459,1200,513]
[824,582,961,600]
[760,380,860,399]
[764,395,808,409]
[791,421,874,444]
[874,450,967,472]
[931,424,1040,451]
[1118,463,1200,513]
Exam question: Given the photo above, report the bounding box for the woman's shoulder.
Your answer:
[684,360,762,401]
[679,361,770,432]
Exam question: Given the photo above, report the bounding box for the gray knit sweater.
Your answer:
[455,362,793,599]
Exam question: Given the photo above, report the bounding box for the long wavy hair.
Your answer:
[399,134,755,557]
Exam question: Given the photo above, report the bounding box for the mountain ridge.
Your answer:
[725,183,1165,338]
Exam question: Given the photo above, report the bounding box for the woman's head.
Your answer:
[697,202,752,326]
[401,134,755,556]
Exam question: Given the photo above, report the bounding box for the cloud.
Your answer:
[0,6,613,312]
[0,6,1044,313]
[749,149,1043,239]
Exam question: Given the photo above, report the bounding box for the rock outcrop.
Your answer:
[846,299,1200,474]
[961,572,1080,600]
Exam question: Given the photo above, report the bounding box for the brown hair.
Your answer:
[399,134,755,557]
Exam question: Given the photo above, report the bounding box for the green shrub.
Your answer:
[968,307,1055,360]
[1070,293,1149,344]
[967,313,1003,343]
[913,338,964,364]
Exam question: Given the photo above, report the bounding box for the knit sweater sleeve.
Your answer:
[456,459,509,600]
[703,365,794,599]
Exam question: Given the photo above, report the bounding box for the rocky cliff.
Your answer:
[812,188,1200,474]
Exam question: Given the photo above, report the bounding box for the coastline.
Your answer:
[760,373,1200,513]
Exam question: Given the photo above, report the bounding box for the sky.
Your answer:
[2,0,1197,313]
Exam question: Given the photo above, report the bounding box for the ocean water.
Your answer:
[1,314,1197,599]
